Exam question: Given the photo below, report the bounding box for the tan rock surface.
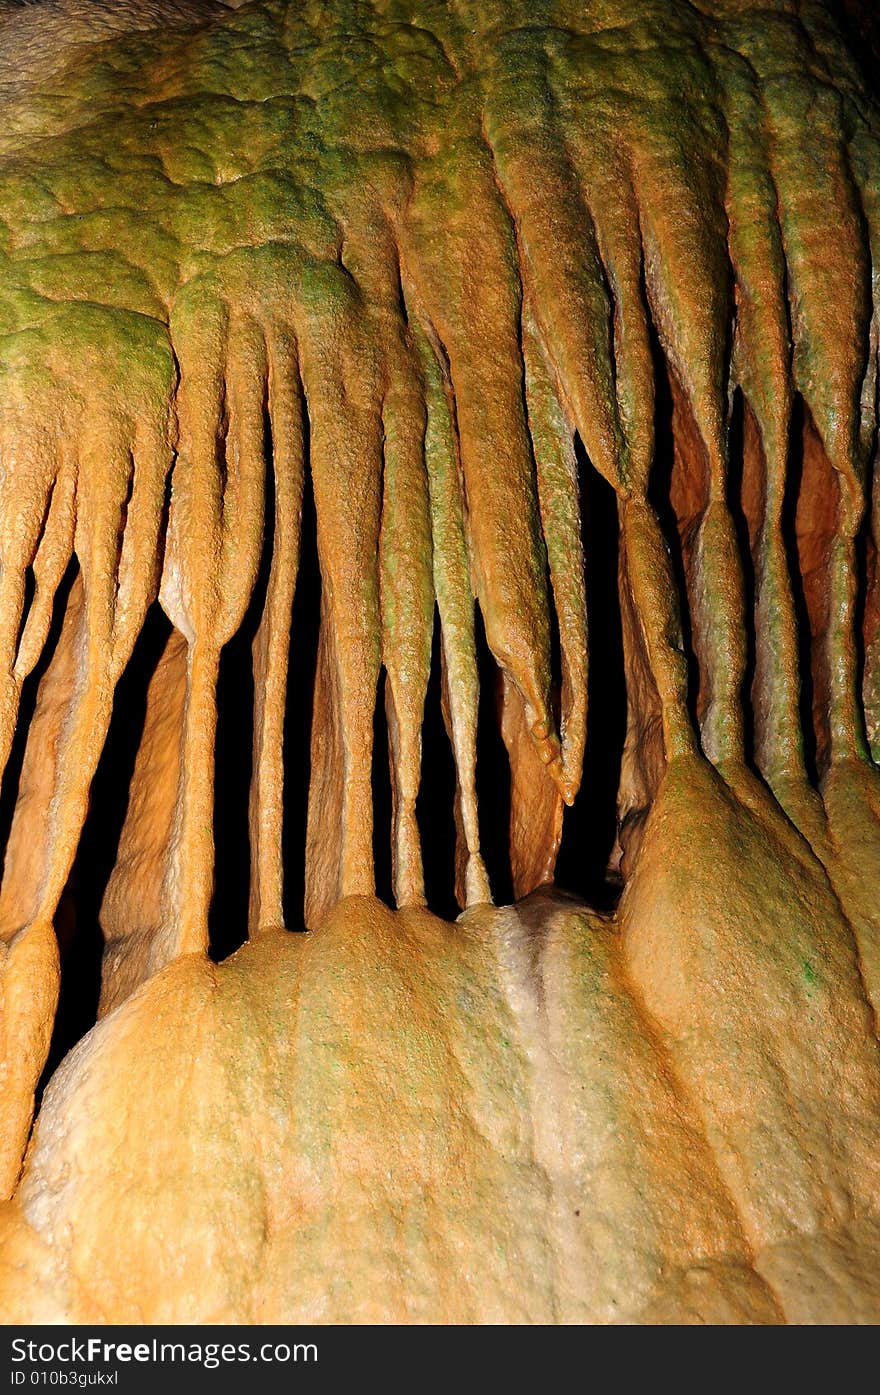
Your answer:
[0,897,780,1323]
[0,0,877,1324]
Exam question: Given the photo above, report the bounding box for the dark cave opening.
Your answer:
[554,438,627,911]
[415,614,460,924]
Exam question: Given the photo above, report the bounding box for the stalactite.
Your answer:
[362,215,435,913]
[758,49,872,766]
[0,421,74,783]
[0,0,877,1234]
[248,329,304,936]
[379,340,433,909]
[866,437,880,763]
[721,45,809,815]
[301,269,384,926]
[489,27,699,774]
[160,288,261,952]
[0,574,84,1198]
[481,35,624,498]
[403,142,562,787]
[410,312,489,909]
[501,309,588,896]
[634,107,747,769]
[522,311,587,808]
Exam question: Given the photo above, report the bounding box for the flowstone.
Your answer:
[0,0,878,1324]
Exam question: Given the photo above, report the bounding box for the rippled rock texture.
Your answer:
[0,0,879,1323]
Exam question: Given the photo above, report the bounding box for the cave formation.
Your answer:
[0,0,878,1323]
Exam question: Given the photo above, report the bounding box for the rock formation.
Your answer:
[0,0,878,1322]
